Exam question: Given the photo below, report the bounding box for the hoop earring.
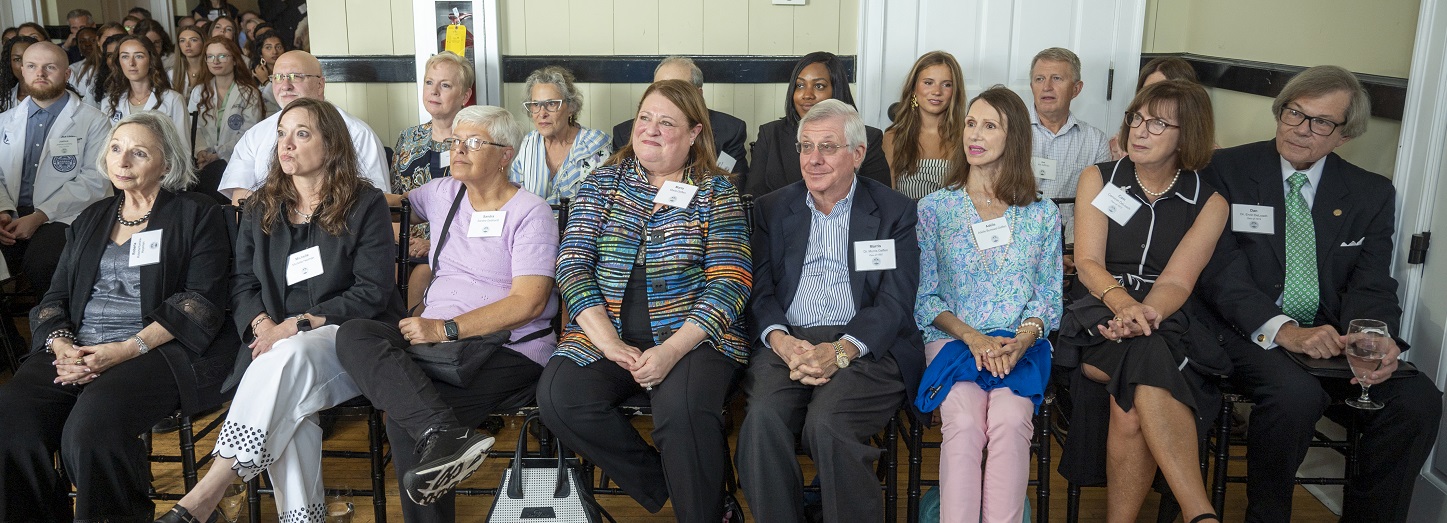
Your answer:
[910,96,918,109]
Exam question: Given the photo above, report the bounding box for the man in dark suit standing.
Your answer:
[612,56,749,178]
[1198,65,1442,523]
[735,99,922,523]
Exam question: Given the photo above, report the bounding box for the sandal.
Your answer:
[1188,515,1221,523]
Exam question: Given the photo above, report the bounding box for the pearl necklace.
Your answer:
[1136,168,1180,198]
[116,194,152,226]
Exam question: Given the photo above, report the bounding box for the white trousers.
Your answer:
[213,325,358,523]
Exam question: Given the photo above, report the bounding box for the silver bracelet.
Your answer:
[44,329,75,353]
[132,334,151,355]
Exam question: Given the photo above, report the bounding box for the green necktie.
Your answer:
[1283,172,1318,324]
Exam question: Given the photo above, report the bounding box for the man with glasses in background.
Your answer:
[218,50,390,204]
[1197,65,1442,523]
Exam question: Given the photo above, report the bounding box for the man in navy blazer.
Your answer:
[735,99,923,523]
[1198,65,1441,522]
[612,56,749,177]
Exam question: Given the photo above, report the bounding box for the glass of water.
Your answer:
[1345,319,1389,410]
[216,481,246,523]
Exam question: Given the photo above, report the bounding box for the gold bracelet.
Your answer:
[1097,284,1125,301]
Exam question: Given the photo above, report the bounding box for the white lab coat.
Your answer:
[103,89,190,149]
[218,103,391,200]
[188,81,265,161]
[0,97,112,224]
[68,61,98,108]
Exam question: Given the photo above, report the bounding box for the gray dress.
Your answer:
[895,158,950,200]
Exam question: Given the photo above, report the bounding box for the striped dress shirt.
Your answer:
[1030,111,1112,241]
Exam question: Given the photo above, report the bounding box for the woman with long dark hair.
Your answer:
[1,36,37,113]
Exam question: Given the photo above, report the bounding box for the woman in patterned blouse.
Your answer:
[884,51,967,200]
[914,86,1062,522]
[537,79,751,522]
[509,65,611,205]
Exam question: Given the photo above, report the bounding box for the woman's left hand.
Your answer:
[990,334,1034,377]
[1112,302,1161,337]
[250,318,299,358]
[408,238,431,259]
[399,317,448,345]
[630,345,686,389]
[77,340,139,374]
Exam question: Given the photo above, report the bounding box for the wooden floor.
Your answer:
[120,397,1341,522]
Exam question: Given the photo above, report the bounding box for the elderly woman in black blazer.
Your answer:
[164,98,404,523]
[745,51,892,197]
[0,111,237,522]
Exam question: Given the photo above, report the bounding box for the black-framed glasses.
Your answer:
[1126,112,1179,135]
[205,53,231,62]
[268,72,322,83]
[443,137,509,152]
[522,99,564,114]
[1278,106,1344,136]
[795,142,848,156]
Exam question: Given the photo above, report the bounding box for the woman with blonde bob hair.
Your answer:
[884,50,968,199]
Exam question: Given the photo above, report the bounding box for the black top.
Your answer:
[745,118,892,197]
[612,108,750,177]
[1095,158,1217,281]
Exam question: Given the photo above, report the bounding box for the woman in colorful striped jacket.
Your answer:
[537,79,752,522]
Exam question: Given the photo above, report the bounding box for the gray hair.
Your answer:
[797,99,867,148]
[522,65,582,114]
[1272,65,1371,138]
[98,111,197,192]
[655,56,704,88]
[455,105,524,148]
[1031,47,1082,82]
[66,9,93,21]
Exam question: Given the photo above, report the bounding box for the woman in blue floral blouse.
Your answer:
[509,65,611,205]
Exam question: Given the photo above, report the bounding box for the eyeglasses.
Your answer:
[205,53,231,62]
[795,142,848,156]
[268,72,322,83]
[1278,106,1344,136]
[522,99,564,114]
[443,137,510,152]
[1126,112,1179,135]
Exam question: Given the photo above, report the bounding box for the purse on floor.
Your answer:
[487,414,614,523]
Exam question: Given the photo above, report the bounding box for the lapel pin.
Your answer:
[1333,209,1342,216]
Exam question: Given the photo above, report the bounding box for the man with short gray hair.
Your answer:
[1198,64,1442,522]
[62,9,95,63]
[737,99,922,522]
[1029,47,1111,246]
[612,56,750,177]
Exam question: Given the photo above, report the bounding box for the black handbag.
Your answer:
[487,414,613,523]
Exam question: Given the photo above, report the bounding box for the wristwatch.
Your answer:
[444,319,459,341]
[833,341,851,369]
[294,315,312,332]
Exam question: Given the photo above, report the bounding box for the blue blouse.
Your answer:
[508,126,611,205]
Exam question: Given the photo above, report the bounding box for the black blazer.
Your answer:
[748,177,925,400]
[745,118,892,198]
[225,186,405,387]
[30,191,240,415]
[1198,139,1405,347]
[612,108,751,176]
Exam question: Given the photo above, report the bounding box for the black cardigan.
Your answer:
[745,118,892,197]
[224,185,404,388]
[30,190,240,416]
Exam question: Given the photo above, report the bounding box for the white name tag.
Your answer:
[467,211,506,237]
[286,246,324,286]
[53,137,80,157]
[653,180,698,209]
[1031,156,1058,180]
[717,151,738,173]
[1091,183,1142,226]
[971,217,1012,250]
[1231,204,1275,234]
[128,229,163,267]
[853,239,897,271]
[439,150,450,168]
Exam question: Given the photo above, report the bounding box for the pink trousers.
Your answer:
[927,339,1036,523]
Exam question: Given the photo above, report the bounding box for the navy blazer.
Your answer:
[1197,139,1405,347]
[748,176,925,401]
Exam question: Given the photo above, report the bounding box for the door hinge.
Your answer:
[1408,231,1430,264]
[1106,67,1115,101]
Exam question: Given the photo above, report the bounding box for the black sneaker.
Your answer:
[402,427,495,505]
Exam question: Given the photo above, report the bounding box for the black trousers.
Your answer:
[0,351,180,523]
[1224,335,1442,523]
[334,318,543,523]
[735,326,906,523]
[536,347,740,523]
[0,220,68,298]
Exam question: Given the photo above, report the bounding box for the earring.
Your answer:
[911,96,918,109]
[691,139,696,145]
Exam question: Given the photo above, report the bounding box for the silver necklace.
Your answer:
[292,207,315,222]
[1136,168,1180,198]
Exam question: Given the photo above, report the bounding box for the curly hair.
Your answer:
[0,36,38,113]
[249,98,368,236]
[103,35,173,114]
[132,19,174,58]
[194,36,263,120]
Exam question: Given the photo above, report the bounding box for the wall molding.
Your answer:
[1142,53,1407,121]
[316,54,856,85]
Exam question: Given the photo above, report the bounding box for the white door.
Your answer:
[857,0,1146,133]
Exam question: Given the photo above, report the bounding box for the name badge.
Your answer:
[1031,156,1058,180]
[971,217,1012,250]
[439,150,451,168]
[1090,183,1142,226]
[1231,204,1275,234]
[853,239,897,271]
[286,246,324,286]
[128,229,163,267]
[653,180,698,209]
[53,137,80,157]
[467,211,506,237]
[717,151,738,173]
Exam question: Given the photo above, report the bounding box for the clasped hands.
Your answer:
[50,337,142,386]
[599,338,687,390]
[768,331,850,386]
[1097,302,1162,342]
[962,331,1033,378]
[0,211,48,246]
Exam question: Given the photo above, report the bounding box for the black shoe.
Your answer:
[722,492,744,523]
[401,427,495,506]
[155,505,217,523]
[152,413,182,434]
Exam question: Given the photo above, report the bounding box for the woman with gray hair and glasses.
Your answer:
[509,65,611,205]
[0,111,238,522]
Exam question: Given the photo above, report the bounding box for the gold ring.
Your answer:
[75,358,83,365]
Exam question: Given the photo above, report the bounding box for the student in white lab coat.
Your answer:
[190,37,264,169]
[101,36,188,142]
[0,42,111,296]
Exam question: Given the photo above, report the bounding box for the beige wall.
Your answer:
[1144,0,1418,176]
